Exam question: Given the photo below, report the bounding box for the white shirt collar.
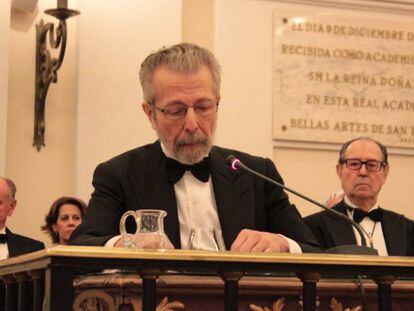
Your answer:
[344,196,379,211]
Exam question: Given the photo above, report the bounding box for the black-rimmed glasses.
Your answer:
[340,158,385,172]
[151,101,219,120]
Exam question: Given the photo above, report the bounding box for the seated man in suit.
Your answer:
[70,42,320,253]
[304,137,414,256]
[0,177,44,260]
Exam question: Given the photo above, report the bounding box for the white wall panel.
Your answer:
[76,1,182,200]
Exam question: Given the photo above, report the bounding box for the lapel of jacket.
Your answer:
[6,228,23,257]
[127,142,181,248]
[381,209,407,256]
[210,148,255,248]
[322,202,357,246]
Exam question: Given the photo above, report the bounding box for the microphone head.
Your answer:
[225,155,240,170]
[225,155,236,165]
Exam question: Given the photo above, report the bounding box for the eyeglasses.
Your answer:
[340,158,385,172]
[151,101,219,120]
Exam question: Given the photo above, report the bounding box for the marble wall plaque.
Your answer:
[273,7,414,148]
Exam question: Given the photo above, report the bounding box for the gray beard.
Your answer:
[158,132,215,164]
[157,118,217,164]
[174,141,212,164]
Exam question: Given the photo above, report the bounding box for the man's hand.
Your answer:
[230,229,290,253]
[325,191,344,208]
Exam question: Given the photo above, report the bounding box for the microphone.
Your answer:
[226,155,378,255]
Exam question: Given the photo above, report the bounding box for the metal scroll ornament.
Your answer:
[33,3,79,151]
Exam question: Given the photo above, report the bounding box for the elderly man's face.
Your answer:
[336,140,389,209]
[142,65,219,164]
[0,180,16,229]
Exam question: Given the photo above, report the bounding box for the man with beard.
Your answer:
[305,137,414,256]
[70,43,319,253]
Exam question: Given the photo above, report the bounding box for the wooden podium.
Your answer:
[1,245,414,311]
[72,273,414,310]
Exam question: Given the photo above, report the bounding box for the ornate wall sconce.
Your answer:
[34,0,80,151]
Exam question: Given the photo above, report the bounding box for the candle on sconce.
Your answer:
[57,0,68,9]
[34,0,80,151]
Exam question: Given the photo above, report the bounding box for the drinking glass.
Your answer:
[188,228,226,251]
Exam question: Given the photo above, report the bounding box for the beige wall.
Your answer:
[182,0,215,51]
[75,1,182,201]
[214,0,414,219]
[0,0,11,176]
[4,0,414,246]
[6,0,78,245]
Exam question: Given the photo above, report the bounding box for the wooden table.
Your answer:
[1,246,414,311]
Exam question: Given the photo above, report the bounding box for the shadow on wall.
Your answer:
[10,6,39,32]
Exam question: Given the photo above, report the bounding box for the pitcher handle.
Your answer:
[119,211,140,248]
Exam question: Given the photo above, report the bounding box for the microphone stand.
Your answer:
[226,156,378,255]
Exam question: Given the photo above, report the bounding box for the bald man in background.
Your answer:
[305,137,414,256]
[0,177,44,260]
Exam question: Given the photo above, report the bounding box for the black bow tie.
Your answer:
[0,234,7,244]
[165,157,211,183]
[349,207,383,223]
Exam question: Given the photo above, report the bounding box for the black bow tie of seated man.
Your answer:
[165,157,211,183]
[0,233,7,244]
[347,206,383,223]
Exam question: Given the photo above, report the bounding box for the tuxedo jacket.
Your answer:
[70,141,320,252]
[5,227,45,258]
[304,201,414,256]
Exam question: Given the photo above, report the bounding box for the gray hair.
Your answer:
[338,136,388,165]
[0,177,17,201]
[139,42,221,103]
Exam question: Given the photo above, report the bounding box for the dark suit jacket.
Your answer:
[6,227,45,258]
[304,201,414,256]
[70,141,320,252]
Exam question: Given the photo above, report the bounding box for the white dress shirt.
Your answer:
[174,171,221,249]
[0,227,9,260]
[161,144,301,252]
[344,196,388,256]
